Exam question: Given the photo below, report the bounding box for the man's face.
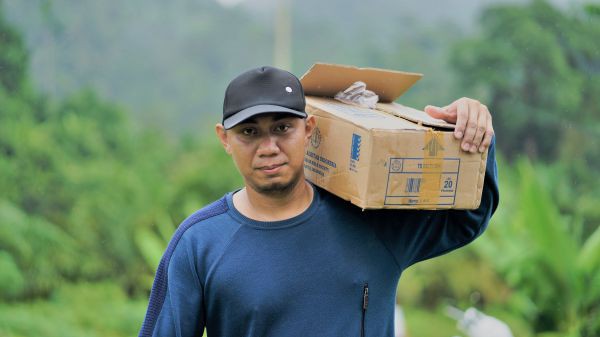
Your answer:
[216,114,315,196]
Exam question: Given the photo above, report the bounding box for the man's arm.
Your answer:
[369,97,499,271]
[139,234,205,337]
[369,138,499,270]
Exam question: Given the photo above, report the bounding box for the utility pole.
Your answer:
[273,0,291,70]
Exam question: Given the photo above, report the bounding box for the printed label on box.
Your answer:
[349,133,361,172]
[305,150,338,177]
[384,158,460,206]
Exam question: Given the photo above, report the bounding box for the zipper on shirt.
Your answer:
[361,283,369,337]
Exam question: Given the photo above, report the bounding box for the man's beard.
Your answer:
[248,168,303,197]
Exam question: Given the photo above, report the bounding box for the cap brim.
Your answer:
[223,104,307,129]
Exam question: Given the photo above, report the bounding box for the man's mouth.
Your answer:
[258,163,285,174]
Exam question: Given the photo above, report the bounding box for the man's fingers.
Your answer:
[471,106,488,152]
[480,114,494,152]
[424,105,447,119]
[462,99,479,152]
[442,100,458,114]
[435,97,495,153]
[424,105,458,124]
[455,99,469,144]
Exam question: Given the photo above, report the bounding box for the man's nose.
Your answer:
[256,135,280,156]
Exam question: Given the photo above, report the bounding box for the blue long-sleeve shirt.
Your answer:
[139,140,499,337]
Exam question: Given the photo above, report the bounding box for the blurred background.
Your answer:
[0,0,599,336]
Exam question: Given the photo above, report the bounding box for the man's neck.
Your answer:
[233,179,314,222]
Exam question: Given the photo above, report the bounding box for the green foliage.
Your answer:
[584,3,600,17]
[0,6,242,301]
[478,159,600,336]
[134,210,175,281]
[450,0,600,164]
[399,156,600,336]
[398,247,511,311]
[0,282,147,337]
[0,201,78,299]
[398,231,534,337]
[133,136,243,290]
[0,250,24,297]
[449,10,600,334]
[403,306,458,337]
[0,4,28,93]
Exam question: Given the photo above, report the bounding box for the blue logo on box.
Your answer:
[351,133,361,161]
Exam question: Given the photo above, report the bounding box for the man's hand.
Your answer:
[424,97,494,153]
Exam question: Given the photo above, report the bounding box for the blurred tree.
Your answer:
[0,2,243,300]
[585,3,600,17]
[0,3,28,94]
[450,0,600,237]
[0,5,146,299]
[450,0,600,164]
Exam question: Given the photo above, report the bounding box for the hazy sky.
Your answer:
[227,0,588,27]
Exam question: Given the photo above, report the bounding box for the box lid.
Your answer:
[300,63,422,103]
[306,97,430,131]
[377,102,455,129]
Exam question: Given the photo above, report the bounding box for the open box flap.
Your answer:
[300,63,422,103]
[377,102,455,129]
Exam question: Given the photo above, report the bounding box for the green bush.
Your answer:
[477,160,600,336]
[0,282,146,337]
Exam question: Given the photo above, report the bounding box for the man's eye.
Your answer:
[242,128,257,136]
[275,124,290,133]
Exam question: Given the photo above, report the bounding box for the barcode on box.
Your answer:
[384,157,460,206]
[405,178,421,193]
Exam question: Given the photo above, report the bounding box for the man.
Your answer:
[139,66,499,337]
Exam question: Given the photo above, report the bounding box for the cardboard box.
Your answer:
[300,63,488,210]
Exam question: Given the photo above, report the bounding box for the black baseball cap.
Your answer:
[222,66,307,129]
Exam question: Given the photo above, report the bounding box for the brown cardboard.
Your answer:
[301,63,487,210]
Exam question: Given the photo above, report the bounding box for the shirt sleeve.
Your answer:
[139,234,205,337]
[369,137,500,271]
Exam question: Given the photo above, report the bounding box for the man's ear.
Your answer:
[215,124,232,154]
[304,115,316,147]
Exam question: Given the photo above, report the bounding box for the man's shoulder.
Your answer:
[175,195,244,241]
[153,196,239,294]
[166,194,240,257]
[313,184,361,214]
[179,197,230,230]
